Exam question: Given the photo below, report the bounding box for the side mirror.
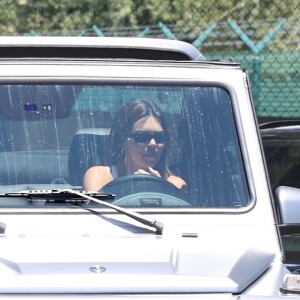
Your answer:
[276,186,300,263]
[276,186,300,236]
[276,186,300,224]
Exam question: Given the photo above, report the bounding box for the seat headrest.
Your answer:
[68,128,110,186]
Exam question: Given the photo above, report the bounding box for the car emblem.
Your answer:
[89,265,106,273]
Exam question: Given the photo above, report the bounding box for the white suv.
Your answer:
[0,36,299,298]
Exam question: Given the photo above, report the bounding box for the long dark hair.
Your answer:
[108,99,170,178]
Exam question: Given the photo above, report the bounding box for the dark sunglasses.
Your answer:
[128,131,166,144]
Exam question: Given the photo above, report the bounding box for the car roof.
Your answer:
[0,36,205,61]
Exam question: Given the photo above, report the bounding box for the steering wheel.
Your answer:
[100,174,191,207]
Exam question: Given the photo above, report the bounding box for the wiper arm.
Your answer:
[68,189,164,235]
[2,189,164,235]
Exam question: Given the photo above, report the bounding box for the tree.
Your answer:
[0,0,298,36]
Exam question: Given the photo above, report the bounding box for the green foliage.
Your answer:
[0,0,298,35]
[12,0,109,33]
[0,0,19,34]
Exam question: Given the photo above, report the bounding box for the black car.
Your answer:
[260,120,300,192]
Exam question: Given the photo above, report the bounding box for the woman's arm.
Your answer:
[167,175,187,189]
[83,166,113,192]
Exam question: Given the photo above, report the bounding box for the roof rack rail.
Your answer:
[0,36,205,61]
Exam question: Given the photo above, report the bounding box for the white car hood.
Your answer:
[0,214,276,294]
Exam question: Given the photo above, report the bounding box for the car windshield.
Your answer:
[0,84,249,209]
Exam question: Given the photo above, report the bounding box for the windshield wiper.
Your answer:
[2,189,115,203]
[1,189,164,235]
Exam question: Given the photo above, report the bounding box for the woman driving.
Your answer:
[83,99,186,192]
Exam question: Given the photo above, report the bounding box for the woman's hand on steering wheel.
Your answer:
[134,167,161,177]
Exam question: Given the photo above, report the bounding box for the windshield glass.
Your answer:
[0,84,249,208]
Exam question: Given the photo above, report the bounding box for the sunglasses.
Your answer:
[128,131,166,144]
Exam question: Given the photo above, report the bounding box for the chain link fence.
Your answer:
[0,0,299,122]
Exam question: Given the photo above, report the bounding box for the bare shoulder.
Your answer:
[83,166,113,192]
[167,175,187,190]
[85,165,110,176]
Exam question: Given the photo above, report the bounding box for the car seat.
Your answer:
[68,128,110,186]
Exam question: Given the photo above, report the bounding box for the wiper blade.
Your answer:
[1,189,115,203]
[2,189,164,235]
